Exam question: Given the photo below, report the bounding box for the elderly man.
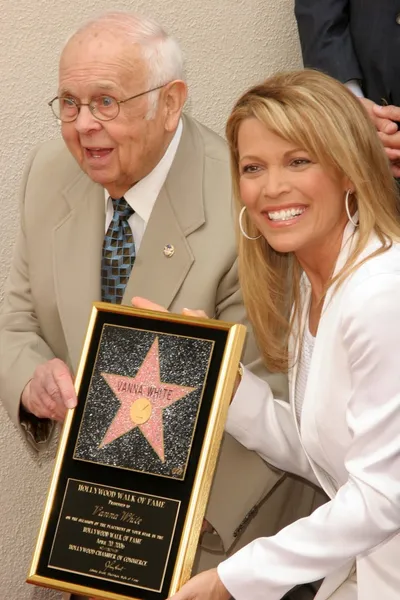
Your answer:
[0,11,321,600]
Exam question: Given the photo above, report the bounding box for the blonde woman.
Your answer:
[134,70,400,599]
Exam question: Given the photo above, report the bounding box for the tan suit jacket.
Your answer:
[0,115,324,597]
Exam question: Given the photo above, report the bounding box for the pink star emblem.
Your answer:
[100,337,196,462]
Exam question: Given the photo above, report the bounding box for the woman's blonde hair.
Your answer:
[226,69,400,372]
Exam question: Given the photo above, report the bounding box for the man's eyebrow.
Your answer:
[58,81,118,96]
[95,82,118,91]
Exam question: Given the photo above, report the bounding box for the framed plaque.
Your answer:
[27,302,246,599]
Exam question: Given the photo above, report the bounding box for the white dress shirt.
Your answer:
[345,79,364,98]
[104,119,183,251]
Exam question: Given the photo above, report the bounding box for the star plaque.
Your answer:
[73,325,214,479]
[28,303,246,600]
[100,337,196,462]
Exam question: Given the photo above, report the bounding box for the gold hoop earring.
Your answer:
[239,206,261,240]
[345,190,359,227]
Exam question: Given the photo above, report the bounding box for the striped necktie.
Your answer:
[101,197,135,304]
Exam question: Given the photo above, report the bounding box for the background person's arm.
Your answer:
[295,0,361,85]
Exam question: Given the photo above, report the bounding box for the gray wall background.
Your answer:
[0,1,302,598]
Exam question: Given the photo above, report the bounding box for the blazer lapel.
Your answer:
[123,114,205,309]
[53,172,104,370]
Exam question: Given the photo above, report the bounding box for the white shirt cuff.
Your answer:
[345,79,364,98]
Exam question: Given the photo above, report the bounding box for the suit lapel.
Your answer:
[53,172,104,370]
[123,115,205,309]
[122,186,195,308]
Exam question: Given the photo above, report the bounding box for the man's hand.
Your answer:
[363,103,400,177]
[21,358,77,421]
[360,98,398,134]
[380,146,400,178]
[373,103,400,127]
[169,569,230,600]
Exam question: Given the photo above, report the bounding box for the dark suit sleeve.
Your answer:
[294,0,363,84]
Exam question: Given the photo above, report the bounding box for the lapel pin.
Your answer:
[163,244,175,258]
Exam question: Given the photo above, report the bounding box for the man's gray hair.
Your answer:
[74,12,185,118]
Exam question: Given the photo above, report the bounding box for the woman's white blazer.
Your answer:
[219,224,400,600]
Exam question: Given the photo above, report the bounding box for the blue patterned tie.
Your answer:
[101,197,135,304]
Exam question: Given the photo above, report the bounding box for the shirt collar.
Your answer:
[104,119,183,224]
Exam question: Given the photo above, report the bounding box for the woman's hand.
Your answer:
[90,569,230,600]
[132,296,209,320]
[169,568,231,600]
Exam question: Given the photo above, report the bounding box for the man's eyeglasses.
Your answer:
[48,84,167,122]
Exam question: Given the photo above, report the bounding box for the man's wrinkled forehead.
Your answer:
[59,28,147,87]
[60,26,141,69]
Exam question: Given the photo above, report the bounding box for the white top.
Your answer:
[295,322,338,493]
[294,323,315,425]
[219,227,400,600]
[104,119,183,251]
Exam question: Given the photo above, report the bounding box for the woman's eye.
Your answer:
[242,164,260,174]
[290,158,311,167]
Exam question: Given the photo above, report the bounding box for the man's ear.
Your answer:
[163,80,187,132]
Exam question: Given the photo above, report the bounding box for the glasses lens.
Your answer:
[92,96,119,121]
[51,98,78,122]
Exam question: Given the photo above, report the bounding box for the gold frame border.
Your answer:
[169,317,245,591]
[27,302,246,599]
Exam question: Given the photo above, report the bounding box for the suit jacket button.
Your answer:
[396,12,400,25]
